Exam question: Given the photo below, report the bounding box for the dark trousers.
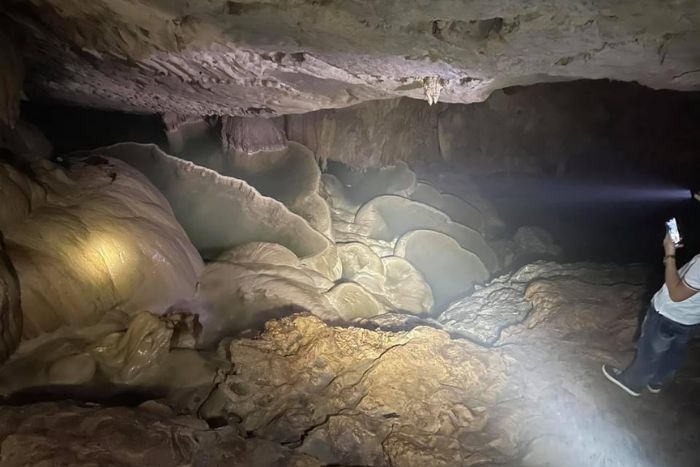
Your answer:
[621,305,698,391]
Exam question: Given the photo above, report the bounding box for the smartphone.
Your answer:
[666,218,682,246]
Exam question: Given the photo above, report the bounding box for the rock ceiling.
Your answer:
[1,0,700,117]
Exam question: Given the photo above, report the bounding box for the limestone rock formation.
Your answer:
[356,195,499,272]
[78,143,332,263]
[0,28,23,127]
[0,119,53,162]
[395,230,489,311]
[0,401,321,466]
[411,181,485,233]
[0,309,218,401]
[439,261,649,345]
[222,115,287,154]
[0,237,21,365]
[512,226,563,262]
[0,156,204,338]
[337,242,434,315]
[327,160,418,206]
[194,247,337,347]
[3,1,700,116]
[215,314,509,466]
[287,99,442,168]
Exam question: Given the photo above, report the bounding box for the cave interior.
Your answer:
[1,1,700,466]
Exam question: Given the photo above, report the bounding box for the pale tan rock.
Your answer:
[395,229,489,310]
[337,242,433,315]
[324,282,385,320]
[195,259,337,347]
[411,181,485,233]
[1,157,204,338]
[218,314,509,465]
[80,143,331,264]
[356,195,498,271]
[0,310,220,404]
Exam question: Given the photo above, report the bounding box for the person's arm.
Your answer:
[663,233,698,302]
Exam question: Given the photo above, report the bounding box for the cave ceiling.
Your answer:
[2,0,700,117]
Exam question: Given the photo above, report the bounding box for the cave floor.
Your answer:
[413,163,700,466]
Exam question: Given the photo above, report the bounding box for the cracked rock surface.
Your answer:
[439,261,649,345]
[218,314,509,466]
[2,1,699,116]
[2,262,700,466]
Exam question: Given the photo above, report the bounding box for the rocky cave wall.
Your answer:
[1,0,700,119]
[13,80,700,180]
[2,3,700,465]
[286,80,700,174]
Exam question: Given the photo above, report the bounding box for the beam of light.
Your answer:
[479,177,691,206]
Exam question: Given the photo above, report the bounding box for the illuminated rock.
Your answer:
[0,310,217,402]
[439,261,649,345]
[217,314,509,465]
[195,247,337,347]
[324,281,385,320]
[0,157,204,337]
[356,195,498,272]
[410,181,485,233]
[395,229,488,310]
[82,143,332,265]
[219,142,332,237]
[337,242,433,315]
[327,161,417,205]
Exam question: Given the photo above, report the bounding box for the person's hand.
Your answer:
[664,232,682,256]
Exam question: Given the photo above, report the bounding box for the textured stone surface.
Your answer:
[222,116,287,154]
[218,313,510,466]
[286,98,442,167]
[0,401,321,467]
[0,27,23,127]
[2,1,700,116]
[2,262,700,466]
[0,237,20,365]
[0,156,204,338]
[439,261,649,345]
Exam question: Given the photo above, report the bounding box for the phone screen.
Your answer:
[666,218,681,245]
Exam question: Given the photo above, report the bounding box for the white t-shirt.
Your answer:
[653,254,700,325]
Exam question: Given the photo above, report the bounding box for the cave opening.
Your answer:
[3,2,700,466]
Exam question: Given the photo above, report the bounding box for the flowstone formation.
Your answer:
[0,156,203,340]
[4,122,693,465]
[0,131,504,397]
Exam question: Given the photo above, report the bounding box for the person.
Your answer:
[602,232,700,396]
